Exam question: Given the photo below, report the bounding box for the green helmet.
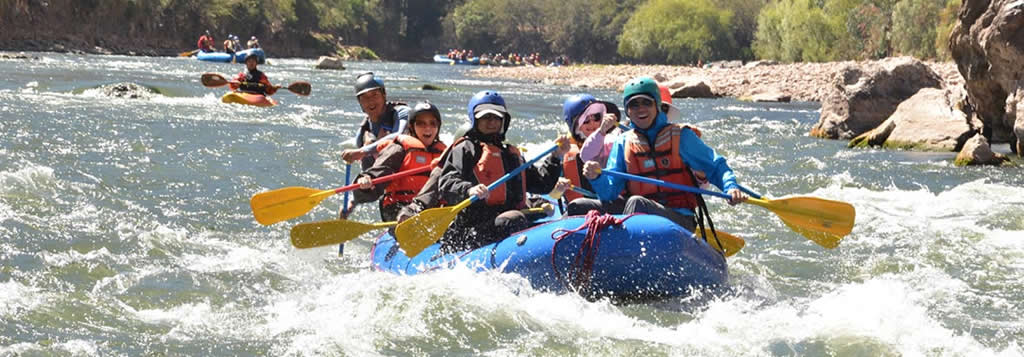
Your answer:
[621,76,661,109]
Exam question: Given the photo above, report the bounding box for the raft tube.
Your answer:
[371,214,728,302]
[197,48,266,64]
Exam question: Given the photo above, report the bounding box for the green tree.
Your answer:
[934,0,960,60]
[753,0,841,62]
[891,0,945,59]
[617,0,737,64]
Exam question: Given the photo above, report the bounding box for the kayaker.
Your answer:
[435,90,569,251]
[350,102,447,221]
[229,55,276,96]
[581,76,747,232]
[247,36,260,49]
[197,30,214,52]
[557,94,626,215]
[339,72,410,215]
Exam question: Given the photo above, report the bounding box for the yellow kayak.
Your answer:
[221,92,278,107]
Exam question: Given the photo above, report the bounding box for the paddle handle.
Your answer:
[332,165,432,195]
[470,144,560,204]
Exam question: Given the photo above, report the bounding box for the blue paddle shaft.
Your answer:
[600,169,733,199]
[470,144,560,204]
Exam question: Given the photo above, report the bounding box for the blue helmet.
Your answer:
[563,94,621,142]
[466,90,510,134]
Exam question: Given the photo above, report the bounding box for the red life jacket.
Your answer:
[561,144,585,201]
[378,135,446,207]
[623,124,698,210]
[473,142,527,208]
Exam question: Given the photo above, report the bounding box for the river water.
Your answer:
[1,53,1022,356]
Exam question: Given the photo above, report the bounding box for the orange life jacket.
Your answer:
[474,142,527,208]
[623,124,698,210]
[378,135,446,207]
[561,144,585,201]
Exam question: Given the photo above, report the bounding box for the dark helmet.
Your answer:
[407,101,443,136]
[563,93,621,142]
[354,72,385,97]
[466,90,510,135]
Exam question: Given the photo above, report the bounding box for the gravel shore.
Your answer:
[471,60,963,102]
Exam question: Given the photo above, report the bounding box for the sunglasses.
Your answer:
[627,98,654,109]
[581,113,603,125]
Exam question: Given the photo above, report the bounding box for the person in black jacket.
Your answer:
[435,90,569,251]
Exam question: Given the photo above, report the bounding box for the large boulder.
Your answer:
[662,77,716,99]
[949,0,1024,155]
[848,87,976,151]
[97,82,156,99]
[314,56,345,70]
[954,133,1009,166]
[810,57,943,140]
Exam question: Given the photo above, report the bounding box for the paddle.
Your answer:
[200,73,312,96]
[250,165,432,225]
[291,206,551,249]
[179,49,200,57]
[596,169,854,249]
[395,143,562,257]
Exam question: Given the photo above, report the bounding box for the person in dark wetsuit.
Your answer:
[338,72,409,217]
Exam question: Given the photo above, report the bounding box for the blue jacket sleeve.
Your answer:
[677,129,738,192]
[588,135,628,202]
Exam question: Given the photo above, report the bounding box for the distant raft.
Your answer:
[220,92,277,107]
[197,48,266,64]
[371,214,728,303]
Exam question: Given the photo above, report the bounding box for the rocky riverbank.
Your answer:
[471,60,963,103]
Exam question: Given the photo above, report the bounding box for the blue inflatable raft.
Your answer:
[370,214,728,302]
[197,48,266,64]
[433,54,481,65]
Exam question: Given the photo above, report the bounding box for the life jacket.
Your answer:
[623,124,698,210]
[238,69,267,95]
[356,102,407,148]
[561,144,588,201]
[377,135,446,207]
[473,142,527,208]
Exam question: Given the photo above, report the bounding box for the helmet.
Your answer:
[354,72,385,97]
[562,94,597,131]
[621,76,661,110]
[466,90,509,134]
[407,101,443,135]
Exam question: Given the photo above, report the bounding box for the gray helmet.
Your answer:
[354,72,385,97]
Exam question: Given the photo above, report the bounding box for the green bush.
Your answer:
[753,0,841,62]
[617,0,737,64]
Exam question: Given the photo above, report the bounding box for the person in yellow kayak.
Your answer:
[351,102,447,221]
[435,90,569,251]
[581,76,747,232]
[228,55,276,96]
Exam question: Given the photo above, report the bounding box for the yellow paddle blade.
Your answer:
[179,49,199,57]
[291,220,397,249]
[699,228,745,257]
[395,199,473,257]
[250,187,334,225]
[748,196,855,249]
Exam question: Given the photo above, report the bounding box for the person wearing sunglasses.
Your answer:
[558,94,626,215]
[580,77,747,233]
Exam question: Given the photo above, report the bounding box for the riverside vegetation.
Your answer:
[1,0,961,63]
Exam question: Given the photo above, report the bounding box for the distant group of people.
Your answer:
[197,30,260,53]
[446,48,569,66]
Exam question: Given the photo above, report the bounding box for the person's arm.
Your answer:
[260,74,277,95]
[676,128,738,192]
[437,141,478,204]
[578,131,605,162]
[351,143,405,204]
[524,154,563,194]
[587,136,627,202]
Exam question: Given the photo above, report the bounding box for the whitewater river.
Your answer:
[1,53,1022,356]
